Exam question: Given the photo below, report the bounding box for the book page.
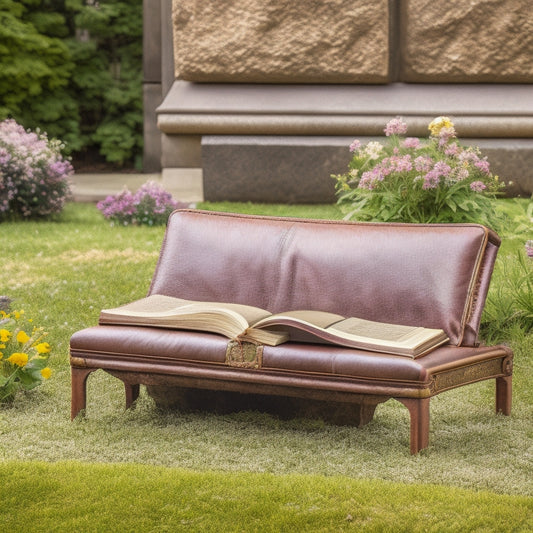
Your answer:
[100,295,273,337]
[328,317,422,343]
[255,309,345,330]
[102,294,193,315]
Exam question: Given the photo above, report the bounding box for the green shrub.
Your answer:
[71,0,143,167]
[0,0,143,167]
[481,250,533,341]
[0,0,81,150]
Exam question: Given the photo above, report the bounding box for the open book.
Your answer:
[99,294,448,358]
[99,294,449,357]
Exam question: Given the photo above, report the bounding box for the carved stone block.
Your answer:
[173,0,390,83]
[402,0,533,82]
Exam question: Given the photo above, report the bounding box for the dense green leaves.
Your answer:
[0,0,142,167]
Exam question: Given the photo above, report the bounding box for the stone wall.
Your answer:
[147,0,533,199]
[172,0,533,84]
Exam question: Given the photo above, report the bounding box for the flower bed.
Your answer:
[97,181,182,226]
[0,309,52,403]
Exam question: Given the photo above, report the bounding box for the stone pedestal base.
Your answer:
[157,82,533,201]
[201,136,352,203]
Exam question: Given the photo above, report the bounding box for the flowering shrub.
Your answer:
[97,181,181,226]
[333,116,504,225]
[0,309,52,403]
[0,119,73,219]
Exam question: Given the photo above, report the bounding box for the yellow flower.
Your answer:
[13,310,23,319]
[428,116,454,136]
[40,367,52,380]
[7,352,29,367]
[0,329,11,342]
[35,342,51,354]
[17,330,30,344]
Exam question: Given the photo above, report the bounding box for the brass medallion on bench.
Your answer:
[70,210,512,454]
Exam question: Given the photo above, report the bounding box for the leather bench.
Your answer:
[70,209,512,453]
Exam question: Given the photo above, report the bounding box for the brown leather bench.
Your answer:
[70,209,512,453]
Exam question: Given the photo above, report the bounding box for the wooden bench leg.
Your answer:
[397,398,430,454]
[71,367,97,420]
[125,382,140,409]
[496,375,512,415]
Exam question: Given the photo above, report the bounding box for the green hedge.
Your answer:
[0,0,142,168]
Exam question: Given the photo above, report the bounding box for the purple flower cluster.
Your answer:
[0,119,73,219]
[97,181,181,226]
[384,117,408,137]
[422,161,452,190]
[359,155,413,189]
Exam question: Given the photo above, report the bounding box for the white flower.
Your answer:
[364,142,383,160]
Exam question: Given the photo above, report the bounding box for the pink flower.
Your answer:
[470,181,487,192]
[444,143,460,156]
[422,170,440,189]
[384,117,408,137]
[387,154,413,173]
[349,139,361,153]
[456,168,470,181]
[403,137,421,149]
[433,161,452,177]
[474,159,490,174]
[437,126,457,148]
[414,156,433,173]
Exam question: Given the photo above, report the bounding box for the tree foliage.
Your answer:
[0,0,143,167]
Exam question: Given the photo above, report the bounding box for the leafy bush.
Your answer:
[333,116,504,226]
[0,119,73,219]
[0,0,80,150]
[0,309,52,403]
[97,181,181,226]
[0,0,143,167]
[481,249,533,341]
[70,0,143,167]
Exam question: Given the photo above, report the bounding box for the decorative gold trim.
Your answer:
[458,226,489,346]
[70,356,87,368]
[225,341,263,369]
[434,358,504,393]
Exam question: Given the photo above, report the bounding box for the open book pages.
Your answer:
[99,294,289,345]
[100,295,449,356]
[249,310,449,357]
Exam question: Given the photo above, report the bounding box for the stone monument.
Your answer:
[144,0,533,201]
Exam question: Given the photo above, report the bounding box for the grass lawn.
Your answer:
[1,200,532,531]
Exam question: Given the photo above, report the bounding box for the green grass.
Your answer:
[1,200,532,530]
[1,461,531,532]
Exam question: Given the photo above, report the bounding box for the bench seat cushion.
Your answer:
[70,325,511,397]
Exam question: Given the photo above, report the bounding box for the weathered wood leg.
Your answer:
[397,397,430,454]
[125,382,140,409]
[496,376,512,415]
[71,367,97,420]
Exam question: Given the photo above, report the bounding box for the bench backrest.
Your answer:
[149,210,500,347]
